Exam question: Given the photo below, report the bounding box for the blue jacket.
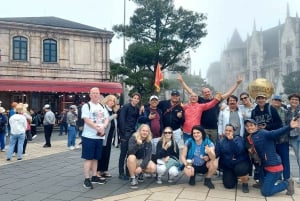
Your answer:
[215,135,250,169]
[251,125,291,167]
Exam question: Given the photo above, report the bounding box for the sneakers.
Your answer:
[130,177,138,189]
[168,174,174,183]
[157,177,162,184]
[1,149,6,152]
[83,178,93,189]
[91,176,106,184]
[69,146,75,150]
[137,173,144,183]
[286,178,295,196]
[32,135,37,139]
[204,178,215,189]
[252,181,262,189]
[242,183,249,193]
[189,175,196,186]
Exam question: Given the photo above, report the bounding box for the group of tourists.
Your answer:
[78,73,300,197]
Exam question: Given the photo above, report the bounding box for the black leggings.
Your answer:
[222,160,250,188]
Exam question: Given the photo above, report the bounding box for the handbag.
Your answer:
[165,157,180,169]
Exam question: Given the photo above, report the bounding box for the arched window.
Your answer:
[13,36,28,61]
[43,39,57,62]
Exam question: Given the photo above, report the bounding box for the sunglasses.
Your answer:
[164,131,173,134]
[240,97,248,100]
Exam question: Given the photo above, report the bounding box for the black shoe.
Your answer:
[204,178,215,189]
[252,181,262,189]
[91,176,106,184]
[83,178,93,189]
[242,183,249,193]
[137,173,144,183]
[43,144,51,148]
[189,176,196,186]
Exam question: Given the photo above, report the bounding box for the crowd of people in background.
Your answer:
[1,73,300,198]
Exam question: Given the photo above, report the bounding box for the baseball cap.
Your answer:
[272,95,282,101]
[149,95,159,101]
[69,105,77,109]
[171,89,180,96]
[244,118,257,125]
[255,94,267,99]
[43,104,51,109]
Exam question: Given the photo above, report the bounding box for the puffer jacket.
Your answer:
[251,125,291,167]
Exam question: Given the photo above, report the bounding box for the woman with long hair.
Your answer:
[156,127,180,184]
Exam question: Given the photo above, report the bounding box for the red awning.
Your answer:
[0,79,123,94]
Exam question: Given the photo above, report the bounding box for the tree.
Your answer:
[282,71,300,94]
[113,0,207,97]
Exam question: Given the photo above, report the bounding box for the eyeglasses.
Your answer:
[164,131,173,134]
[240,97,248,100]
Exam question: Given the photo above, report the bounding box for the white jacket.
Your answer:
[218,106,244,137]
[9,114,27,135]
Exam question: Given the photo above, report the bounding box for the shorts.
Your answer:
[81,136,103,160]
[193,163,208,174]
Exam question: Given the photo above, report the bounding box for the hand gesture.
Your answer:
[176,74,183,83]
[236,75,243,85]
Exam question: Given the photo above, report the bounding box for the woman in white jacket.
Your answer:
[7,103,27,161]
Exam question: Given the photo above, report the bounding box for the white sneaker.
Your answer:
[69,146,75,150]
[75,145,80,149]
[157,177,162,184]
[12,153,16,157]
[32,135,37,139]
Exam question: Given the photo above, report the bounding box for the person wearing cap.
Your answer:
[118,92,141,180]
[177,74,243,143]
[0,106,8,152]
[67,105,78,150]
[42,104,56,148]
[157,89,185,147]
[138,95,163,162]
[250,93,282,188]
[271,95,290,182]
[244,118,297,196]
[285,93,300,184]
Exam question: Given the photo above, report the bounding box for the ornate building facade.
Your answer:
[206,6,300,98]
[0,17,122,111]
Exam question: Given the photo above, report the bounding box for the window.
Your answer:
[287,63,293,74]
[13,36,28,61]
[286,44,292,57]
[43,39,57,62]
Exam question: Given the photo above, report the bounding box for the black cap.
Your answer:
[171,89,180,96]
[244,119,257,125]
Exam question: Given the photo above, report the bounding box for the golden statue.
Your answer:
[247,78,274,99]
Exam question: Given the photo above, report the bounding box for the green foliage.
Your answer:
[283,71,300,94]
[112,0,207,99]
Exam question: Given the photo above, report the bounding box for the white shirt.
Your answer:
[81,102,109,139]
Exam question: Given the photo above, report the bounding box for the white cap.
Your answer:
[43,104,51,109]
[149,95,159,101]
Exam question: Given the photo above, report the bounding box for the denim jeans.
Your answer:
[276,143,290,180]
[7,133,25,159]
[67,126,76,147]
[0,133,5,150]
[261,170,288,196]
[290,136,300,182]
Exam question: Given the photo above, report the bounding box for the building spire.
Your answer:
[286,2,290,17]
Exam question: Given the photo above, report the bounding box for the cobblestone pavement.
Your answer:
[0,130,299,201]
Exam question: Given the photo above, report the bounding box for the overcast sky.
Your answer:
[1,0,299,78]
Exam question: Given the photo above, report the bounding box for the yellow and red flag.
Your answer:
[154,62,163,92]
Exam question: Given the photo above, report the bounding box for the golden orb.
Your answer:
[247,78,274,99]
